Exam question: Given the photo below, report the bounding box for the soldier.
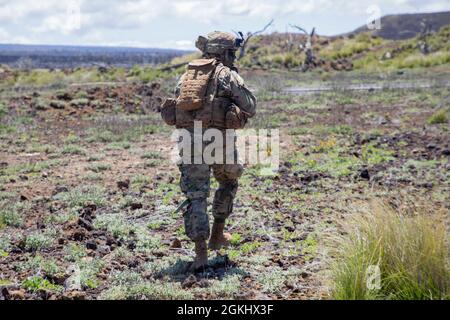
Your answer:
[161,31,257,270]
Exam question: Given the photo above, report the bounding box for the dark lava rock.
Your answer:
[97,245,111,255]
[301,271,311,279]
[50,101,65,109]
[56,91,73,101]
[127,259,139,268]
[106,235,117,246]
[62,291,86,300]
[127,241,137,250]
[71,229,86,241]
[181,275,198,289]
[80,204,97,220]
[130,202,143,210]
[171,238,182,249]
[86,241,97,250]
[53,185,69,195]
[360,168,370,180]
[78,218,94,231]
[117,179,130,190]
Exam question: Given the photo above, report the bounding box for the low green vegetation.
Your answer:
[22,276,64,293]
[427,109,449,124]
[331,200,449,300]
[53,185,107,209]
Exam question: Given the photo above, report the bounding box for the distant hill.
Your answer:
[349,11,450,40]
[0,44,191,69]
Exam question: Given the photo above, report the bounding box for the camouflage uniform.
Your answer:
[175,47,256,242]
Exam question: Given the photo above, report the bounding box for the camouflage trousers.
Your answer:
[177,129,243,242]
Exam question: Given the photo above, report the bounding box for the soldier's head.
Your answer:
[195,31,241,67]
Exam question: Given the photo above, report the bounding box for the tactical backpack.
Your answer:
[161,59,247,129]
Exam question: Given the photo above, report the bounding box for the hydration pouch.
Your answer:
[176,59,217,111]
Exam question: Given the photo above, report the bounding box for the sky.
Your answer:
[0,0,449,50]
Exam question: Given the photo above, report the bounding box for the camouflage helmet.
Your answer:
[195,31,240,54]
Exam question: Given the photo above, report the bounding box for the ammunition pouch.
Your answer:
[161,98,177,126]
[225,104,248,129]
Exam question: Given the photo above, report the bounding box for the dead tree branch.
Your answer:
[234,19,274,59]
[290,24,317,71]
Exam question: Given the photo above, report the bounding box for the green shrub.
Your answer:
[427,109,448,124]
[70,98,89,107]
[61,144,86,155]
[0,201,27,227]
[330,200,449,300]
[0,103,7,120]
[53,185,106,208]
[22,276,64,293]
[25,230,56,251]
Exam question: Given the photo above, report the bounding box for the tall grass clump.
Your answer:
[330,200,449,300]
[427,109,448,125]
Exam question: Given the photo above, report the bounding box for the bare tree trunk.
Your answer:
[290,25,317,71]
[234,19,274,60]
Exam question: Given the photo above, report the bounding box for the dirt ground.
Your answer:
[0,71,448,300]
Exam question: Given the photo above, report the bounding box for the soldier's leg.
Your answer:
[178,163,211,242]
[209,163,243,250]
[212,164,243,221]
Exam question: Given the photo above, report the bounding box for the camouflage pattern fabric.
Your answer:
[178,130,243,241]
[174,47,256,242]
[196,31,238,55]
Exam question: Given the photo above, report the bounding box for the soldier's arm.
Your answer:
[229,70,257,117]
[217,68,257,118]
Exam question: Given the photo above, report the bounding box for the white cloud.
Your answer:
[0,0,449,47]
[0,27,34,44]
[0,28,8,40]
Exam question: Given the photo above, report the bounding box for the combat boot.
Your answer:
[208,222,232,250]
[192,240,208,271]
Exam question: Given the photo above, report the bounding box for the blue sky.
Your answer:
[0,0,449,49]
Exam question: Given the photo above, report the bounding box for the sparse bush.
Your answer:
[77,258,105,289]
[427,109,448,124]
[330,200,449,300]
[0,103,7,120]
[141,151,163,159]
[0,201,27,228]
[206,274,242,298]
[61,144,86,155]
[257,267,286,294]
[100,281,194,300]
[53,185,106,208]
[70,98,89,107]
[25,230,57,251]
[0,234,11,256]
[16,255,61,277]
[22,275,64,293]
[64,243,87,262]
[144,159,159,168]
[87,163,111,173]
[49,100,66,109]
[93,213,135,240]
